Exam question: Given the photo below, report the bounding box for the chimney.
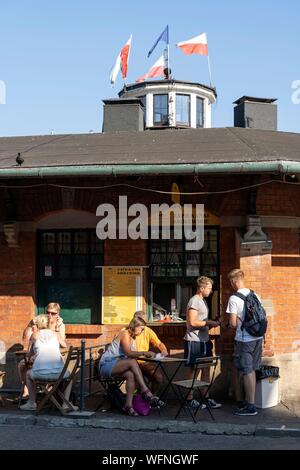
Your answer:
[233,96,277,131]
[102,98,145,133]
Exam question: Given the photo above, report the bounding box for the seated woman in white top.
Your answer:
[19,314,76,412]
[19,302,65,401]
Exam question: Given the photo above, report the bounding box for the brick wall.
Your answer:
[0,232,36,350]
[104,239,147,266]
[217,227,237,357]
[257,181,300,217]
[268,228,300,355]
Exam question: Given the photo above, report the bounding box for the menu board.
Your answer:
[102,267,143,325]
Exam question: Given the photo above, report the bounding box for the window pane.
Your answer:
[90,254,102,279]
[196,97,204,128]
[91,232,103,254]
[57,255,71,279]
[41,233,55,254]
[176,94,190,125]
[72,255,88,279]
[57,232,71,254]
[186,253,200,277]
[153,94,168,125]
[74,232,88,254]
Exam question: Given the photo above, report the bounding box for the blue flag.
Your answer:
[147,26,169,58]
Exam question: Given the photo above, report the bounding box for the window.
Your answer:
[149,228,219,318]
[149,229,218,279]
[138,95,147,124]
[38,230,103,281]
[176,94,190,126]
[37,229,103,324]
[150,238,184,278]
[196,97,204,128]
[153,94,168,126]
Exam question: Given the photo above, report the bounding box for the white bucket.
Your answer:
[255,377,279,409]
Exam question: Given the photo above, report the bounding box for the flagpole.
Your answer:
[167,25,170,79]
[167,43,170,79]
[207,55,212,87]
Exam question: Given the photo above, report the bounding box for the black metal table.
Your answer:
[140,356,186,403]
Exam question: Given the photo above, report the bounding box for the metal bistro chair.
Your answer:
[172,356,220,423]
[35,346,80,416]
[93,345,125,412]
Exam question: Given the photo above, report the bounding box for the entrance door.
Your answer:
[37,230,103,324]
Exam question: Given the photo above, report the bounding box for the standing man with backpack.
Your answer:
[226,269,267,416]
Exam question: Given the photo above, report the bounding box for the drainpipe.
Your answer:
[0,161,299,179]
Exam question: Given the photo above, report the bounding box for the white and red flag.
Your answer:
[176,33,208,56]
[110,34,132,85]
[136,55,165,83]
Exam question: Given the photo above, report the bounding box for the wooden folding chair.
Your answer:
[0,371,5,407]
[35,346,80,416]
[172,356,219,423]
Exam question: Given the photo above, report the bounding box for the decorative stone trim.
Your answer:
[3,222,19,247]
[243,215,268,242]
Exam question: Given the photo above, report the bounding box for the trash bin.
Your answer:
[255,365,280,409]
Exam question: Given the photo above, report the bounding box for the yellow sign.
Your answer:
[204,211,219,226]
[102,267,143,325]
[171,183,180,204]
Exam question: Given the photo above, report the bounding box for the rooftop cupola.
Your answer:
[117,79,217,130]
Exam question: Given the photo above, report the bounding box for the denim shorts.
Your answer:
[99,358,119,378]
[184,340,213,366]
[233,339,263,375]
[30,369,70,381]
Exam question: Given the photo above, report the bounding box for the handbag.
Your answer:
[132,393,151,416]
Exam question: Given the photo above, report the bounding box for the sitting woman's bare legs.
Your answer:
[18,360,29,398]
[111,358,149,394]
[25,370,36,404]
[122,370,136,408]
[111,358,157,415]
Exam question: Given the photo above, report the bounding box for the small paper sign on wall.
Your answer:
[44,265,52,277]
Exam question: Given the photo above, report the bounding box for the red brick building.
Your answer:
[0,82,300,406]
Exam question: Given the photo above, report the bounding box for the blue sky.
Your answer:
[0,0,299,136]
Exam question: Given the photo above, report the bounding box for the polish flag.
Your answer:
[110,34,132,85]
[136,55,165,83]
[120,35,132,79]
[176,33,208,56]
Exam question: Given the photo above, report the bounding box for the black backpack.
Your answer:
[233,290,268,337]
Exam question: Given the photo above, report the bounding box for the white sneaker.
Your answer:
[206,398,222,409]
[62,403,79,412]
[186,399,206,410]
[19,401,37,411]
